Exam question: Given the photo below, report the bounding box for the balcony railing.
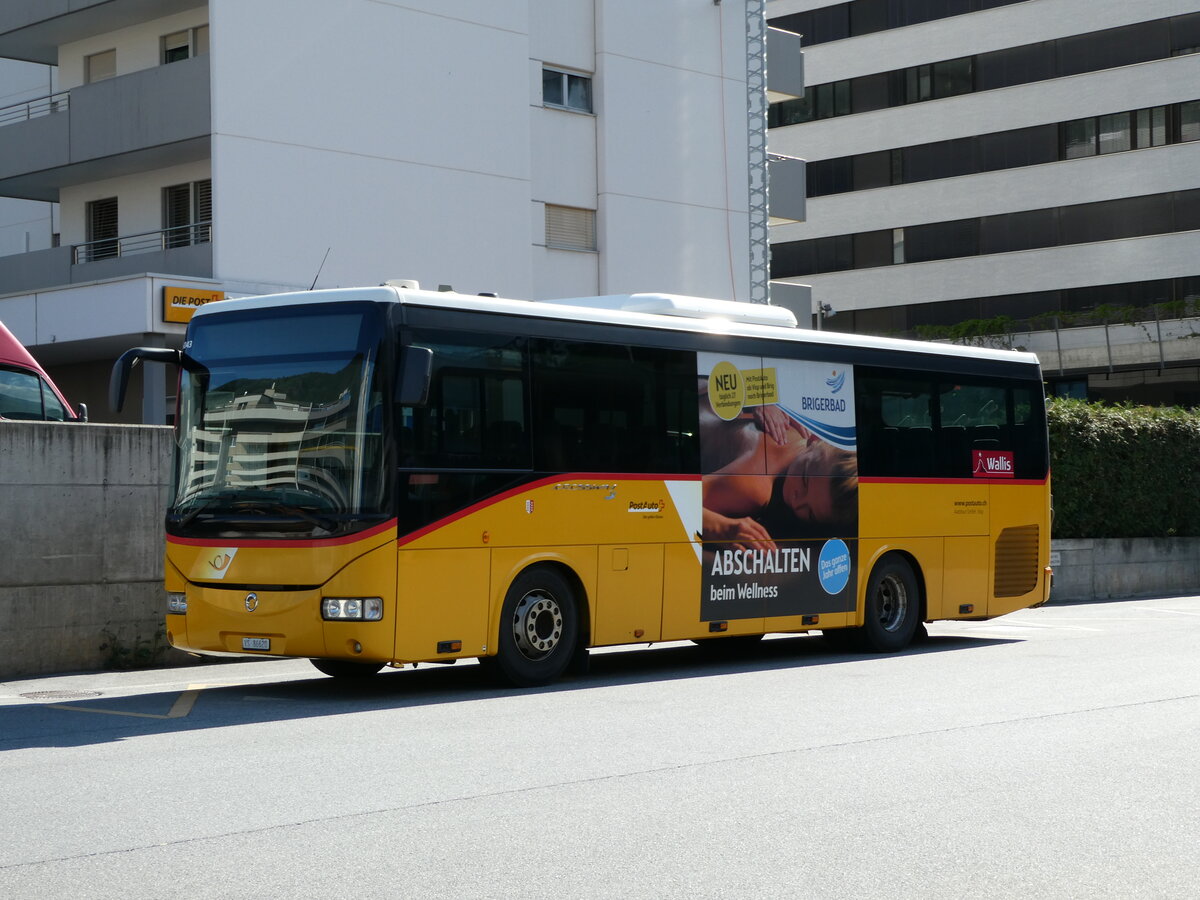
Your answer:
[0,92,69,129]
[72,222,212,264]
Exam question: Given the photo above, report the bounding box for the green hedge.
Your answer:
[1048,398,1200,538]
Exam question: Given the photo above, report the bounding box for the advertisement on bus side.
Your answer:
[698,353,858,620]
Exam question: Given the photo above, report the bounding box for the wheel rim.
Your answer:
[874,573,909,632]
[511,590,565,660]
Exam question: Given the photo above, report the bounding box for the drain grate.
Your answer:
[20,690,101,701]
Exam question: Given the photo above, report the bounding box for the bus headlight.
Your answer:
[167,592,187,614]
[321,597,383,621]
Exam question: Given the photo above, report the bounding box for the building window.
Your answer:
[85,49,116,83]
[545,205,596,251]
[86,197,118,261]
[542,68,592,113]
[163,179,212,247]
[162,25,209,64]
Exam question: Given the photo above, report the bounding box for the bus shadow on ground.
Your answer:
[0,633,1017,752]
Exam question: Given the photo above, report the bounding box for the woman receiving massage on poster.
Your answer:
[701,402,858,553]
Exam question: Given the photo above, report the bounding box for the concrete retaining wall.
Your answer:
[0,421,187,678]
[1049,537,1200,603]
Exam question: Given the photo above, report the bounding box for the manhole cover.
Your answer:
[20,690,101,701]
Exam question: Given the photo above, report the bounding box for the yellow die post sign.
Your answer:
[163,286,226,324]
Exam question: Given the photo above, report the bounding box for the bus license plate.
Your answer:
[242,637,270,651]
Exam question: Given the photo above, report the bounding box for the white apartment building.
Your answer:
[767,0,1200,405]
[0,0,805,423]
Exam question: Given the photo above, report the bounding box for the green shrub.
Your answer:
[1048,398,1200,538]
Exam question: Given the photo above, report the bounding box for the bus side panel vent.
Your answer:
[994,525,1040,598]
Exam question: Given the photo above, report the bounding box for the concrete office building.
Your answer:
[767,0,1200,405]
[0,1,805,423]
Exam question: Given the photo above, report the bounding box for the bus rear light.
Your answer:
[322,597,383,621]
[167,593,187,614]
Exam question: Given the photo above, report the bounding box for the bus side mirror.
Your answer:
[75,402,88,423]
[109,347,182,413]
[397,346,433,407]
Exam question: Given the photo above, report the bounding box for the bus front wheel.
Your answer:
[494,567,580,688]
[859,555,921,652]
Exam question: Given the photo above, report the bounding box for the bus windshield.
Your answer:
[171,303,389,538]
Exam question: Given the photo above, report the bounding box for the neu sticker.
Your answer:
[973,449,1014,478]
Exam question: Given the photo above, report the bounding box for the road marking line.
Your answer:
[47,684,214,720]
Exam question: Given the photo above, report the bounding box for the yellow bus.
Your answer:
[111,284,1051,686]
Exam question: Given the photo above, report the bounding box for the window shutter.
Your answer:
[545,205,596,251]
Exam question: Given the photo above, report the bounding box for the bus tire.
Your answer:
[495,567,580,688]
[310,658,384,678]
[860,555,920,652]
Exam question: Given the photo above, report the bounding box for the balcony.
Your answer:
[0,0,202,64]
[0,222,213,296]
[768,154,806,224]
[0,54,210,201]
[766,27,804,102]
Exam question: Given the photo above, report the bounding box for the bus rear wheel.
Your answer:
[310,658,384,678]
[494,567,580,687]
[859,555,921,652]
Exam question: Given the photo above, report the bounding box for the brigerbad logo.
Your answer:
[973,450,1015,478]
[825,370,846,394]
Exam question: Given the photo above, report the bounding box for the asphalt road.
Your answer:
[1,595,1198,899]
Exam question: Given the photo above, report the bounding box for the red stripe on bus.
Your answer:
[167,517,398,549]
[858,476,1049,486]
[396,473,702,547]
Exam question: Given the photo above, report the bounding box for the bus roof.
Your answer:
[193,284,1043,370]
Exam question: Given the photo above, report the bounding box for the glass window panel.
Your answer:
[1170,12,1200,55]
[979,208,1058,254]
[850,0,889,36]
[566,74,592,112]
[852,150,893,190]
[1174,189,1200,233]
[769,96,812,127]
[40,380,67,421]
[904,219,979,263]
[932,57,973,98]
[1058,21,1168,77]
[975,41,1055,91]
[833,80,851,116]
[0,369,45,419]
[851,72,890,113]
[854,230,893,269]
[1062,118,1096,159]
[1180,101,1200,142]
[906,65,932,103]
[892,228,905,265]
[163,30,190,64]
[1097,113,1132,154]
[979,124,1057,170]
[768,240,816,279]
[1135,107,1168,148]
[541,69,564,107]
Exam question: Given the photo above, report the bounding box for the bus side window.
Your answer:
[531,341,696,475]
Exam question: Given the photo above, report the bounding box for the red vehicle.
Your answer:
[0,320,84,421]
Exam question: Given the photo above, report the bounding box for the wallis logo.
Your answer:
[973,450,1015,478]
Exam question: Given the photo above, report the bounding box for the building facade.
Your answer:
[0,0,804,423]
[767,0,1200,405]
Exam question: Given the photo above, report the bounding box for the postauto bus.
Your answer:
[110,283,1051,686]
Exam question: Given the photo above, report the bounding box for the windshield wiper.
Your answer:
[173,491,340,533]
